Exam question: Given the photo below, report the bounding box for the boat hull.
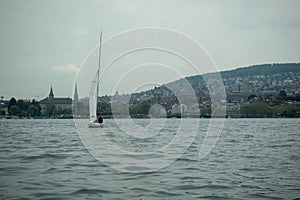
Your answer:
[88,122,103,128]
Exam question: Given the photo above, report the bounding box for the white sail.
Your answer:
[89,31,102,126]
[89,74,98,121]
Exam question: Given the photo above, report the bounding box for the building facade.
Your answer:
[39,86,72,113]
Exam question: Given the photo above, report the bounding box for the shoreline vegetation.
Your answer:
[1,97,73,119]
[1,63,300,119]
[1,96,300,119]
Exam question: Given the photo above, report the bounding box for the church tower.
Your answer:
[74,82,78,104]
[73,82,79,116]
[49,86,54,100]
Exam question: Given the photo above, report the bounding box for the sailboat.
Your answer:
[88,32,104,128]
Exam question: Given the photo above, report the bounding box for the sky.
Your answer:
[0,0,300,99]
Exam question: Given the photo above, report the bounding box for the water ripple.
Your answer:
[0,118,299,199]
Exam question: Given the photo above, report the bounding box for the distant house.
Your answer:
[139,93,151,102]
[39,86,72,113]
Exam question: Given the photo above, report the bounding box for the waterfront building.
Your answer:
[39,86,72,113]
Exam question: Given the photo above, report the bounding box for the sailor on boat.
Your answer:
[88,114,103,128]
[98,115,103,123]
[90,115,103,123]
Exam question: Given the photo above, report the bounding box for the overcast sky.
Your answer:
[0,0,300,99]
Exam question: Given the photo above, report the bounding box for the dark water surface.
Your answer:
[0,118,299,199]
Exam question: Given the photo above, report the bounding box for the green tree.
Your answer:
[43,104,56,118]
[279,104,300,117]
[27,105,40,117]
[62,108,72,115]
[32,102,42,116]
[19,110,27,118]
[200,107,211,116]
[17,99,24,110]
[138,101,151,115]
[129,101,151,116]
[240,102,274,117]
[8,97,17,112]
[23,101,31,111]
[9,105,21,116]
[279,90,287,97]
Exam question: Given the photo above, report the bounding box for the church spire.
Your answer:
[74,82,78,103]
[49,86,54,100]
[73,82,79,116]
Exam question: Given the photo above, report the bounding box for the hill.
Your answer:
[176,63,300,98]
[221,63,300,78]
[98,63,300,118]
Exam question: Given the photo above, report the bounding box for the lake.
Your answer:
[0,118,299,199]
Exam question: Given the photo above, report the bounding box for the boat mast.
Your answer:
[97,31,102,104]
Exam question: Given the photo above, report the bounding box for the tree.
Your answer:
[43,104,56,117]
[9,105,21,116]
[240,102,274,117]
[8,97,17,112]
[17,99,24,110]
[138,101,151,115]
[200,107,211,116]
[247,94,257,101]
[279,105,300,117]
[17,99,30,111]
[27,105,40,117]
[279,90,287,97]
[62,108,72,115]
[32,102,42,116]
[129,101,151,116]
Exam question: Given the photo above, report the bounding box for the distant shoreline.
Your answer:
[2,115,300,119]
